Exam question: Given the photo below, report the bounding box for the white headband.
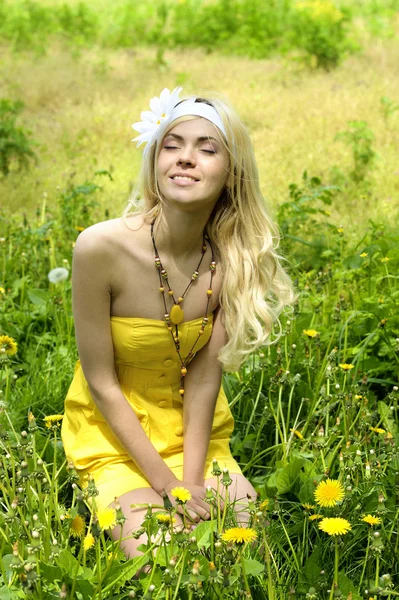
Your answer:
[132,87,226,155]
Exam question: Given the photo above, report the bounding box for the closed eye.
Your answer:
[201,149,216,154]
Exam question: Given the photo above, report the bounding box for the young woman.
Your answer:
[61,87,294,557]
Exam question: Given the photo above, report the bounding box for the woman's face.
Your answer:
[156,118,230,213]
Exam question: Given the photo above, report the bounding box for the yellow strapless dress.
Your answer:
[61,313,241,508]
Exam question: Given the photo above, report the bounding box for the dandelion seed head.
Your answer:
[48,267,69,284]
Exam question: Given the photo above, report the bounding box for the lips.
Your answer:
[170,173,199,182]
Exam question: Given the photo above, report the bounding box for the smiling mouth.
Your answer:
[170,175,199,182]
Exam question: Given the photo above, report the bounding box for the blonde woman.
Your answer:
[61,87,294,557]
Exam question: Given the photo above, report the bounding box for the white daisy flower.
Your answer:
[48,267,69,283]
[132,87,183,148]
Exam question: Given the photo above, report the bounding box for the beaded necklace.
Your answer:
[150,217,216,397]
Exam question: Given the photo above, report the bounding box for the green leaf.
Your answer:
[241,558,264,577]
[378,400,397,434]
[298,479,316,504]
[338,571,362,599]
[297,546,321,590]
[39,562,63,583]
[27,288,48,306]
[275,458,305,494]
[193,519,217,549]
[57,548,81,575]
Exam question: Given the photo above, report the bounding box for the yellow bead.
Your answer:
[181,367,187,376]
[198,328,204,335]
[179,388,185,396]
[178,296,184,303]
[207,289,213,296]
[159,287,164,292]
[168,290,174,296]
[167,326,173,331]
[170,304,184,325]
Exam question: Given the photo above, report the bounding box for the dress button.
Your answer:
[163,359,174,367]
[158,400,168,408]
[174,426,183,437]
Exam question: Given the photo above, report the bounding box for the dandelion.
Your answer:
[303,329,319,338]
[380,257,390,263]
[362,514,382,526]
[369,426,386,434]
[339,363,354,371]
[259,499,269,511]
[83,532,95,550]
[170,487,192,504]
[69,515,85,538]
[309,514,323,521]
[319,517,351,536]
[156,513,176,525]
[222,527,257,545]
[97,507,117,530]
[314,479,345,507]
[360,252,368,258]
[337,227,344,233]
[0,335,18,356]
[302,503,316,510]
[74,226,85,232]
[48,267,69,283]
[0,287,5,294]
[44,414,63,429]
[290,428,304,439]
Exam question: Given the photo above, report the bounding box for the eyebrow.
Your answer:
[164,133,221,144]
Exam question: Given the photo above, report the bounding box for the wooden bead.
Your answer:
[191,271,199,280]
[207,289,213,296]
[168,290,174,296]
[198,328,204,335]
[161,269,168,279]
[159,287,164,292]
[202,244,207,252]
[179,388,185,396]
[210,261,216,271]
[178,296,184,303]
[164,313,170,319]
[181,367,187,376]
[167,326,173,331]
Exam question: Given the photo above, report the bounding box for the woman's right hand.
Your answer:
[163,479,211,523]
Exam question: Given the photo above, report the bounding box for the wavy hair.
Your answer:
[123,93,295,371]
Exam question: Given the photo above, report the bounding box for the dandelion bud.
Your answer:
[17,487,23,493]
[292,344,296,349]
[37,459,43,465]
[24,563,32,572]
[169,557,177,567]
[370,449,375,454]
[149,585,155,592]
[128,592,136,599]
[21,431,28,438]
[24,521,29,527]
[374,531,380,538]
[356,450,361,456]
[6,453,10,459]
[393,386,398,392]
[32,514,38,521]
[335,384,340,390]
[32,530,40,539]
[72,483,77,489]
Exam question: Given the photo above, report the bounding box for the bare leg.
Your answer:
[108,487,183,558]
[204,473,257,525]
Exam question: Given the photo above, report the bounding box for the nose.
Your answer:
[177,146,196,166]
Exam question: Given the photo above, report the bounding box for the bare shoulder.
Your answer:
[74,215,145,258]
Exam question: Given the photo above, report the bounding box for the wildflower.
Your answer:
[362,514,382,526]
[44,414,63,429]
[0,287,5,294]
[222,527,257,545]
[309,514,323,521]
[302,503,315,510]
[48,267,69,283]
[314,479,345,507]
[369,426,386,434]
[360,252,368,258]
[339,363,354,371]
[303,329,319,338]
[69,515,85,538]
[380,257,390,263]
[319,517,351,536]
[290,428,304,439]
[259,499,269,511]
[97,507,117,530]
[74,226,85,232]
[170,487,192,504]
[83,532,95,550]
[0,335,18,356]
[156,513,176,525]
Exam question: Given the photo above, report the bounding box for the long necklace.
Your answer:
[150,217,216,397]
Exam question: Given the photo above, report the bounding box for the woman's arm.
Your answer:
[182,306,227,485]
[72,226,177,495]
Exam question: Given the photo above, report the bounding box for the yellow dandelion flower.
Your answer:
[380,257,390,263]
[314,479,345,507]
[83,532,95,550]
[259,499,269,510]
[319,517,351,536]
[74,226,85,232]
[369,426,385,435]
[290,428,304,439]
[0,287,5,294]
[309,514,323,521]
[221,527,257,545]
[0,335,18,356]
[170,487,192,504]
[303,329,320,338]
[339,363,354,371]
[302,504,316,510]
[70,515,85,538]
[44,414,63,429]
[156,513,176,525]
[354,394,363,399]
[362,514,382,526]
[386,431,393,439]
[97,507,117,530]
[360,252,368,258]
[337,227,344,233]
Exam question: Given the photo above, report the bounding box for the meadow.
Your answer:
[1,0,399,598]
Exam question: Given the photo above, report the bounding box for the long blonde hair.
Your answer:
[124,93,295,371]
